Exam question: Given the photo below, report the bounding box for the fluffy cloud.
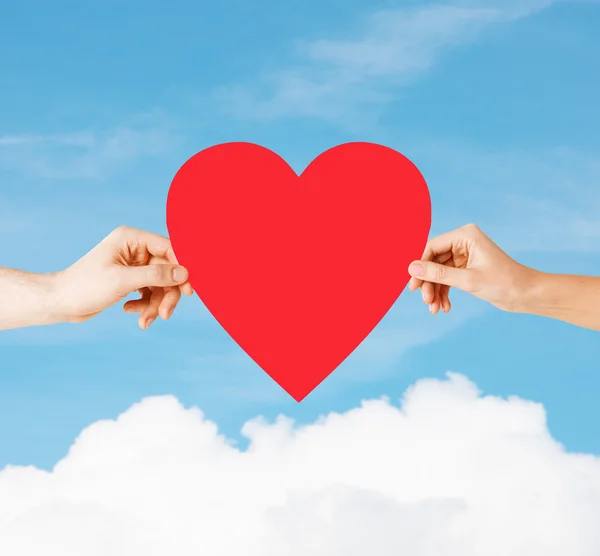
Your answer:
[1,373,600,555]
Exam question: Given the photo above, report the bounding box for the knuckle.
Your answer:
[110,225,131,240]
[463,223,480,235]
[433,265,446,282]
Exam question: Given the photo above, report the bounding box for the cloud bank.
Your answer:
[1,373,599,555]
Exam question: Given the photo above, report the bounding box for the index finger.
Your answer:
[421,228,464,262]
[114,226,179,264]
[410,228,466,289]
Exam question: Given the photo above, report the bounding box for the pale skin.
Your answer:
[1,223,598,333]
[408,223,600,332]
[0,226,193,331]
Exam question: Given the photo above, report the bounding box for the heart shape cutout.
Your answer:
[167,142,431,401]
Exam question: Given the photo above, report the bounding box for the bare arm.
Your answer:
[0,268,63,330]
[407,224,600,332]
[518,270,600,332]
[0,227,192,331]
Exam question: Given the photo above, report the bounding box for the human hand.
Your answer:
[407,224,534,314]
[54,226,194,328]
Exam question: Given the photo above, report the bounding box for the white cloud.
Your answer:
[218,0,564,124]
[1,373,600,555]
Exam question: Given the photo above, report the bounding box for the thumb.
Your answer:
[117,264,189,292]
[408,261,473,291]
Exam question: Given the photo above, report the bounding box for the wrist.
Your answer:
[508,267,551,316]
[0,267,72,330]
[37,271,71,325]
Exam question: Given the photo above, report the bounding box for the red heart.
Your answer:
[166,142,431,401]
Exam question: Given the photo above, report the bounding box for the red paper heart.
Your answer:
[166,142,431,401]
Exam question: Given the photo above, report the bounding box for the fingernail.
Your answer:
[409,263,424,276]
[173,267,187,282]
[146,317,155,328]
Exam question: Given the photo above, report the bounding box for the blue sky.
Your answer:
[0,0,599,470]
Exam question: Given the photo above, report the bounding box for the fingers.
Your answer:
[411,257,453,314]
[409,226,474,290]
[421,280,435,305]
[439,284,451,313]
[123,285,182,326]
[139,288,164,329]
[158,286,181,320]
[109,226,177,262]
[108,227,195,299]
[118,263,189,294]
[430,283,442,315]
[120,257,191,329]
[123,287,152,313]
[438,257,455,313]
[180,281,194,297]
[109,226,195,294]
[146,255,194,298]
[410,250,454,291]
[422,224,478,262]
[409,225,483,313]
[414,273,450,314]
[408,260,471,290]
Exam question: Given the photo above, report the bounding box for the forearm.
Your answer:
[0,267,65,330]
[516,270,600,331]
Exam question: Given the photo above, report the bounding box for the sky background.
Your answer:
[1,0,600,471]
